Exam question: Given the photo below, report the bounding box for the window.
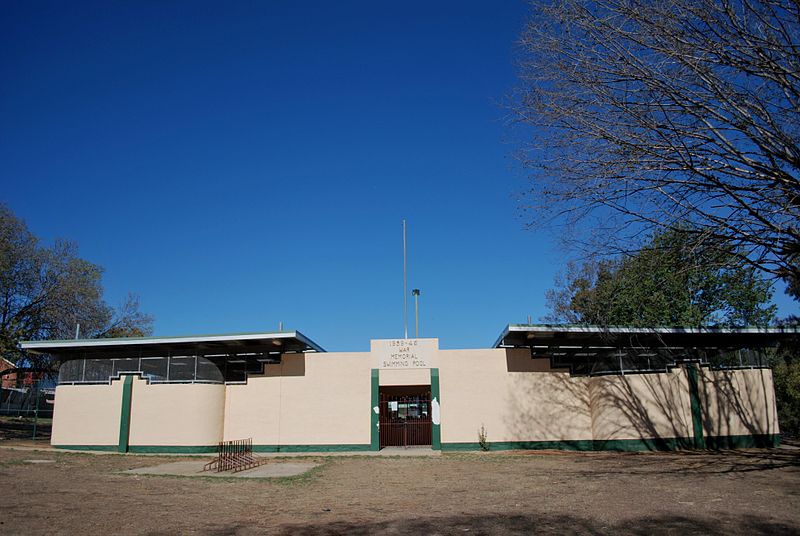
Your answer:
[56,351,281,384]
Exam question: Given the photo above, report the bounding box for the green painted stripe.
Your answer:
[55,444,372,454]
[118,375,134,453]
[431,368,441,451]
[443,440,593,452]
[53,445,119,452]
[53,435,779,454]
[370,368,380,451]
[687,365,706,449]
[593,437,695,451]
[704,434,780,449]
[128,445,217,454]
[252,444,371,453]
[444,437,695,452]
[442,435,779,452]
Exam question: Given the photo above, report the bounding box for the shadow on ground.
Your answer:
[191,513,798,536]
[561,448,800,476]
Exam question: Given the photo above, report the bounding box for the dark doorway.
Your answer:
[379,385,432,448]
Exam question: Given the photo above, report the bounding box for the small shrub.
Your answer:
[478,424,489,451]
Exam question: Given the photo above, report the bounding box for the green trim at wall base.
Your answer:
[128,445,218,454]
[252,444,372,453]
[53,445,119,452]
[54,444,372,454]
[441,434,781,452]
[53,435,779,454]
[704,434,780,449]
[442,439,632,452]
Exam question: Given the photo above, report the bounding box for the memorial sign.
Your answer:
[371,338,438,369]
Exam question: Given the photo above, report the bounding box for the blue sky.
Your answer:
[2,1,796,351]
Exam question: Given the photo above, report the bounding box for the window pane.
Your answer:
[141,357,167,382]
[58,359,84,383]
[245,356,264,375]
[224,360,247,382]
[113,358,140,375]
[740,348,765,367]
[708,349,740,368]
[168,356,196,382]
[196,356,224,383]
[590,350,620,375]
[83,359,113,382]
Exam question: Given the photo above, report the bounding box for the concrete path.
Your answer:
[125,460,319,478]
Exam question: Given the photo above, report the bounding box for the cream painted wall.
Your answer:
[589,369,693,441]
[379,368,430,386]
[438,348,594,444]
[223,363,282,445]
[128,378,225,447]
[51,382,123,446]
[49,347,780,450]
[224,352,371,446]
[699,368,779,437]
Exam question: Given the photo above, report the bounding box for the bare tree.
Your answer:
[511,0,799,295]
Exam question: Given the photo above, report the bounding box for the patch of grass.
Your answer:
[0,458,28,468]
[442,452,550,463]
[51,450,127,461]
[272,460,329,487]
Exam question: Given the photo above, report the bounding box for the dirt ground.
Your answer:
[1,444,799,535]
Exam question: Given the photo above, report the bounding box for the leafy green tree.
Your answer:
[545,229,776,327]
[545,229,800,433]
[0,204,153,375]
[772,354,800,436]
[771,316,800,437]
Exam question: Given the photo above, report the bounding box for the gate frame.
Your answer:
[431,368,441,450]
[378,392,432,448]
[371,368,441,451]
[370,369,380,451]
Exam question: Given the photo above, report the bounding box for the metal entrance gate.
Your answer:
[379,393,432,447]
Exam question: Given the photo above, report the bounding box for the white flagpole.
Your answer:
[403,219,408,339]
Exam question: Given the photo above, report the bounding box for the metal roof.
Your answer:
[20,330,325,357]
[493,324,800,349]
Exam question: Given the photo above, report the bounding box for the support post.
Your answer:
[370,369,380,451]
[31,379,40,440]
[431,368,441,450]
[118,375,133,453]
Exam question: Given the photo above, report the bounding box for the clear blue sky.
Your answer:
[2,1,796,351]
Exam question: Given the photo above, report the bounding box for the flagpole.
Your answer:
[403,219,408,339]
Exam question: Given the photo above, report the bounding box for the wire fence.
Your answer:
[0,380,54,440]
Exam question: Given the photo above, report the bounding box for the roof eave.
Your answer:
[494,324,800,348]
[19,330,325,354]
